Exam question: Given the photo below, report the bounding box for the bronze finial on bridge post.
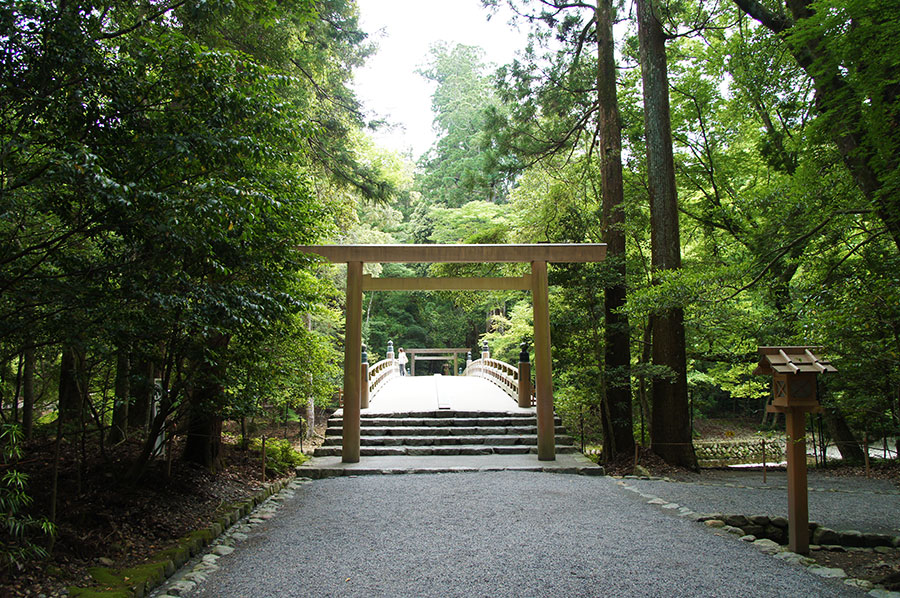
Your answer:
[386,340,394,360]
[518,342,532,409]
[481,340,490,360]
[754,346,836,554]
[360,344,369,410]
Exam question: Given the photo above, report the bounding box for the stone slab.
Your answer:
[299,453,603,478]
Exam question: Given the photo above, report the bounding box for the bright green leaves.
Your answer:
[417,43,509,207]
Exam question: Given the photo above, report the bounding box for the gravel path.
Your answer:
[622,470,900,535]
[177,472,860,598]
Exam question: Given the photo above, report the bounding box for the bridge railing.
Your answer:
[368,357,400,401]
[464,343,534,408]
[465,358,519,400]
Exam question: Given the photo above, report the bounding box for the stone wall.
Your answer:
[694,439,785,467]
[698,513,900,549]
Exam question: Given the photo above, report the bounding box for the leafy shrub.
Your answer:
[1,423,55,574]
[250,437,308,476]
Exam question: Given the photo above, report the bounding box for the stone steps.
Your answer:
[329,416,559,428]
[324,426,568,437]
[313,444,582,457]
[322,434,575,447]
[314,408,579,458]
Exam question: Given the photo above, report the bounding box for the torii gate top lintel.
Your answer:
[301,244,607,465]
[297,243,606,264]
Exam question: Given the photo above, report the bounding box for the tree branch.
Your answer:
[721,210,869,301]
[732,0,793,34]
[99,1,190,40]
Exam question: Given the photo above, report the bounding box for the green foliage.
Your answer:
[796,245,900,434]
[1,0,383,476]
[554,377,603,447]
[0,424,55,573]
[427,201,511,244]
[417,43,509,206]
[251,437,308,476]
[482,301,533,364]
[786,0,900,235]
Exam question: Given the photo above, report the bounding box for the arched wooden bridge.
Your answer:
[312,346,581,461]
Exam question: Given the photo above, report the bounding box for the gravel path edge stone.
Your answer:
[149,477,311,598]
[67,476,296,598]
[616,478,900,598]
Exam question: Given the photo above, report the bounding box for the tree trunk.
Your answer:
[823,405,865,463]
[183,406,224,471]
[58,345,86,424]
[13,352,23,424]
[128,357,154,432]
[183,334,230,471]
[597,0,634,460]
[733,0,900,254]
[127,398,171,481]
[23,346,35,439]
[636,0,697,469]
[108,348,130,444]
[306,398,316,440]
[638,322,652,445]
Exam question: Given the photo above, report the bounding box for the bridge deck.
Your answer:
[362,375,533,415]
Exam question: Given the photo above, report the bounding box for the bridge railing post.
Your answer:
[481,340,490,361]
[386,339,398,376]
[517,342,532,408]
[360,344,369,410]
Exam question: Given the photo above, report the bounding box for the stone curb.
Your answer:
[615,474,900,497]
[151,477,314,598]
[299,464,606,479]
[617,480,900,597]
[67,476,297,598]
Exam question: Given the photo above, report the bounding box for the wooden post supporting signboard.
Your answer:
[754,346,836,554]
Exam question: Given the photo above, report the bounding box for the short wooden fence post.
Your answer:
[261,436,267,483]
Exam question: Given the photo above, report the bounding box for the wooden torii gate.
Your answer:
[404,348,469,376]
[297,244,607,463]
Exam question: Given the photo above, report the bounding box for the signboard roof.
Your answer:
[753,346,837,375]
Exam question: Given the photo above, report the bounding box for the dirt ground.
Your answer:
[813,548,900,590]
[4,417,330,598]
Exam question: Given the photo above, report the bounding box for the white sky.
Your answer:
[353,0,529,160]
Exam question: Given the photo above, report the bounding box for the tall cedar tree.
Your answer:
[636,0,697,468]
[596,0,634,460]
[485,0,635,460]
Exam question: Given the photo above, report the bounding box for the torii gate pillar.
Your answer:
[341,261,363,463]
[532,261,555,460]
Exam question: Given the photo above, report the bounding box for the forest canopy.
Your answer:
[1,0,899,578]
